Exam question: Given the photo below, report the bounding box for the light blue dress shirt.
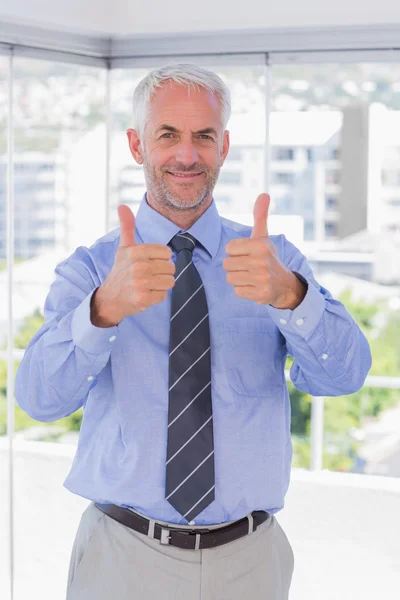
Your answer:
[15,196,372,525]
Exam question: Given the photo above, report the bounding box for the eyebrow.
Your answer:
[155,124,218,136]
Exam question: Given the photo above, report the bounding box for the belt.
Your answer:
[95,503,270,550]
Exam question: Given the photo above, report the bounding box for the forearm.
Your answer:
[268,281,372,396]
[15,289,118,422]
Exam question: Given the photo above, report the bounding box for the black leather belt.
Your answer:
[95,503,270,550]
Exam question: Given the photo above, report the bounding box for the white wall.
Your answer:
[1,0,400,36]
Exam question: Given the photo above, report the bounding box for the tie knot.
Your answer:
[169,233,197,254]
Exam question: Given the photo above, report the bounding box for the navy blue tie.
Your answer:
[165,233,215,522]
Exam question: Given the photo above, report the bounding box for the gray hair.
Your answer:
[132,63,231,140]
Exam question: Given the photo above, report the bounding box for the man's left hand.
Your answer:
[223,193,307,310]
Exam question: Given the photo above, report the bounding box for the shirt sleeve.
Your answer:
[15,245,118,422]
[267,235,372,396]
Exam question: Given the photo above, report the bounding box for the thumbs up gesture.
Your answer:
[223,194,306,309]
[91,205,175,327]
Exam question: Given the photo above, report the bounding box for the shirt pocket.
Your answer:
[223,317,284,397]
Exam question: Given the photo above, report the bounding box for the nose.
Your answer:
[174,139,199,166]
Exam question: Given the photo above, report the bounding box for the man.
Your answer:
[15,63,372,600]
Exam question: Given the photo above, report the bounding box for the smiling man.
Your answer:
[15,64,372,600]
[128,78,229,223]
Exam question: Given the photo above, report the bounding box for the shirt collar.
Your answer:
[135,193,222,260]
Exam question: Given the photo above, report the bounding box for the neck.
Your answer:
[146,192,212,230]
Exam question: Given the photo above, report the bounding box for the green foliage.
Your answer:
[288,288,400,470]
[0,310,83,440]
[1,287,399,473]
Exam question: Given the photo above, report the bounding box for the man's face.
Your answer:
[127,82,230,212]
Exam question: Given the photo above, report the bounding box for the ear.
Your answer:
[220,130,230,166]
[126,129,144,165]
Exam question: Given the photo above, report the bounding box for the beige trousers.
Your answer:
[66,502,294,600]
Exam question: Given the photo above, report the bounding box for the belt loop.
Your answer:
[247,513,254,535]
[195,533,201,551]
[147,519,156,539]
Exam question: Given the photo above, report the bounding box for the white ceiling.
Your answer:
[1,0,400,36]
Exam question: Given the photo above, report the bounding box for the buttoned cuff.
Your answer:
[267,279,326,339]
[71,288,119,354]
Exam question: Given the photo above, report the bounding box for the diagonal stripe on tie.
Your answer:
[166,232,215,521]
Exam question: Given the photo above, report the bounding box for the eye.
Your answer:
[198,134,213,140]
[160,133,176,139]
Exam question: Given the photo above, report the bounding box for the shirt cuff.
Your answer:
[267,279,326,339]
[71,288,119,354]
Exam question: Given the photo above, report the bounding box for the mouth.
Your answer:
[166,171,204,181]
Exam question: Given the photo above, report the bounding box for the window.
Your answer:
[214,195,232,205]
[272,147,295,161]
[272,172,295,185]
[325,169,340,185]
[382,170,400,187]
[13,59,107,259]
[324,222,337,237]
[226,147,243,161]
[331,148,340,160]
[326,195,338,209]
[4,57,107,600]
[218,170,242,185]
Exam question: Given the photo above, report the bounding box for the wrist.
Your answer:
[271,272,307,310]
[90,287,121,328]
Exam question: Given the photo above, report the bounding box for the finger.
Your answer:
[251,193,270,239]
[146,259,176,275]
[223,256,268,272]
[132,244,173,260]
[225,238,271,257]
[233,286,262,301]
[118,204,136,247]
[148,274,176,291]
[226,272,258,287]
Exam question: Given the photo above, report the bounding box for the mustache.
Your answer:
[161,164,209,173]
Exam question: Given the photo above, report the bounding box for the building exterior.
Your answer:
[0,153,64,259]
[1,104,400,263]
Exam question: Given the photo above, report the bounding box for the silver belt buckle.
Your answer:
[160,528,171,545]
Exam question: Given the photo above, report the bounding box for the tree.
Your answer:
[1,289,399,468]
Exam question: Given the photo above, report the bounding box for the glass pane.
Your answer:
[12,57,107,600]
[271,62,400,474]
[0,54,10,600]
[211,65,266,220]
[109,67,149,224]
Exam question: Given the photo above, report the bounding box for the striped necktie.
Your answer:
[165,232,215,522]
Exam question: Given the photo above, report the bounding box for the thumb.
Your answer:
[117,204,136,247]
[251,193,270,239]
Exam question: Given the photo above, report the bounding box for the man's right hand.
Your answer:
[91,205,175,327]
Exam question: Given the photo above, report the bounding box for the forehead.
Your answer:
[148,82,222,125]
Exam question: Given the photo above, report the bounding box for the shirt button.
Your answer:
[109,335,116,342]
[188,520,195,525]
[87,376,94,381]
[296,318,304,326]
[321,353,328,360]
[279,319,287,325]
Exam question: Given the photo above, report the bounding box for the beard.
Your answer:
[142,155,221,212]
